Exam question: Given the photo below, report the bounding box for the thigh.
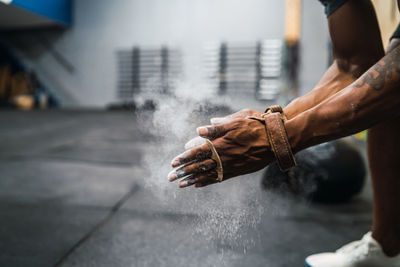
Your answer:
[367,115,400,179]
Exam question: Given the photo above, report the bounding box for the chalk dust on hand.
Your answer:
[134,80,269,256]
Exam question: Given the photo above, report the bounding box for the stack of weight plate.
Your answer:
[116,47,182,100]
[257,39,283,100]
[203,40,283,101]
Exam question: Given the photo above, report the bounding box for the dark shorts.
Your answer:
[318,0,400,40]
[318,0,348,16]
[392,24,400,40]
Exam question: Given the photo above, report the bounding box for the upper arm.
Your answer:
[325,0,384,76]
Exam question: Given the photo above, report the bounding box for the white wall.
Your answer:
[5,0,329,108]
[300,0,330,96]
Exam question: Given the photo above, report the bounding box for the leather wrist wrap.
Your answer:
[264,112,296,171]
[249,105,296,171]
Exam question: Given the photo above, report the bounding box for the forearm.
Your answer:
[284,0,384,119]
[284,61,357,119]
[286,44,400,153]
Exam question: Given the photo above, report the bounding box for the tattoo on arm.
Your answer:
[355,46,400,91]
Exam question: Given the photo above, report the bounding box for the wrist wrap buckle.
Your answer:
[249,105,296,171]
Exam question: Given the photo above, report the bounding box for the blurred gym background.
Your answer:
[1,0,398,110]
[0,0,399,266]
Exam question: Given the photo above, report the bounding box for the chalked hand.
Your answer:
[209,109,263,125]
[184,109,263,150]
[169,117,274,188]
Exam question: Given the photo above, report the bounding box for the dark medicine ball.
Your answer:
[262,139,366,203]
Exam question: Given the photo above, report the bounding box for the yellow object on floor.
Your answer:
[354,130,367,141]
[13,95,34,110]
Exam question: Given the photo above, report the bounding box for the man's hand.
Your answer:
[184,109,263,150]
[168,116,273,188]
[208,109,263,125]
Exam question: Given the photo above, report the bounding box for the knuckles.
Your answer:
[240,108,252,114]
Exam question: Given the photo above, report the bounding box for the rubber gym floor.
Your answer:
[0,110,373,267]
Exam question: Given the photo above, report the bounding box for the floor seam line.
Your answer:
[52,184,140,267]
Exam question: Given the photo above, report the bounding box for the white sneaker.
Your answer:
[305,232,400,267]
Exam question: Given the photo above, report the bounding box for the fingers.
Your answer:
[210,113,237,125]
[184,136,206,150]
[196,124,229,139]
[169,159,216,181]
[210,117,230,125]
[210,109,255,125]
[195,180,216,188]
[171,143,211,168]
[179,170,218,188]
